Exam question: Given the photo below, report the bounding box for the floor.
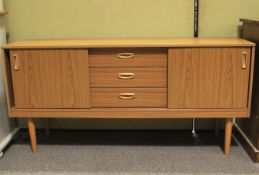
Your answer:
[0,130,258,175]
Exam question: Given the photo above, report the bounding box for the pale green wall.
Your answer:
[199,0,259,37]
[4,0,193,42]
[4,0,259,41]
[2,0,259,129]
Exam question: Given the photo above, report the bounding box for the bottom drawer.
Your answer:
[91,88,167,107]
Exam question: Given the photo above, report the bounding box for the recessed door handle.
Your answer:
[242,51,247,69]
[118,73,135,79]
[117,53,135,59]
[13,54,19,71]
[119,93,135,100]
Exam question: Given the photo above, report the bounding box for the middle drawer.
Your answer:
[90,68,167,88]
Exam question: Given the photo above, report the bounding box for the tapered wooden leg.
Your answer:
[43,118,50,135]
[28,118,37,153]
[224,118,233,155]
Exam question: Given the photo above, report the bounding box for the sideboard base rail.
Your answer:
[9,109,249,118]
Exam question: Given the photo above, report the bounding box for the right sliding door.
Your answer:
[168,48,251,109]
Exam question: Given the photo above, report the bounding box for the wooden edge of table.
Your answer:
[2,38,256,49]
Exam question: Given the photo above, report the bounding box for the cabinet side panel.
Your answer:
[1,49,14,115]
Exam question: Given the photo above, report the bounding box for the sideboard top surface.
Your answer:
[2,38,255,49]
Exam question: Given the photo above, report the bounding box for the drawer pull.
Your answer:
[117,53,135,59]
[118,73,135,79]
[119,93,135,100]
[242,51,247,69]
[13,54,19,71]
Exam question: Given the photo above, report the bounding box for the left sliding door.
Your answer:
[10,49,90,109]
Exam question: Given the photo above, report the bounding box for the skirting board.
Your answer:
[0,128,19,158]
[233,123,259,162]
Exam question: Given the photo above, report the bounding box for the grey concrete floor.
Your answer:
[0,130,258,175]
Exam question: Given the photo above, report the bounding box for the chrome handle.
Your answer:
[117,53,135,59]
[13,54,19,71]
[119,93,135,100]
[118,73,135,79]
[242,51,247,69]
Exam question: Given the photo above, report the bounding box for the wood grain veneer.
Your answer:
[90,68,167,88]
[91,88,167,107]
[2,39,255,49]
[168,47,251,109]
[10,49,91,108]
[89,48,167,68]
[9,108,249,118]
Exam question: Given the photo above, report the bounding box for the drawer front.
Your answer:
[89,48,167,68]
[91,88,167,107]
[90,68,167,87]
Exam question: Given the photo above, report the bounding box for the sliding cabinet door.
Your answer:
[10,49,90,108]
[168,48,251,109]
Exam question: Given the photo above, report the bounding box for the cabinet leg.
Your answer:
[28,118,37,153]
[43,118,50,135]
[224,118,233,155]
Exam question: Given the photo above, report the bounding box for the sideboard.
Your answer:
[1,38,255,155]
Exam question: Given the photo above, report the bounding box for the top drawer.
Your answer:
[89,48,167,68]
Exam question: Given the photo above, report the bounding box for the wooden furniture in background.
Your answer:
[1,38,255,155]
[235,18,259,162]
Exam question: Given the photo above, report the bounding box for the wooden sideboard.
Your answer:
[1,38,256,155]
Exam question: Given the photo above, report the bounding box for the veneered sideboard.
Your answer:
[1,38,255,155]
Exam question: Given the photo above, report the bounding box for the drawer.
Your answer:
[90,68,167,87]
[89,48,167,67]
[91,88,167,107]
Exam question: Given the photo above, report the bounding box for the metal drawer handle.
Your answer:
[117,53,135,59]
[119,93,135,100]
[242,51,247,69]
[118,73,135,79]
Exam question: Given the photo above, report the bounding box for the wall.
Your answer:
[4,0,193,42]
[3,0,259,129]
[199,0,259,37]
